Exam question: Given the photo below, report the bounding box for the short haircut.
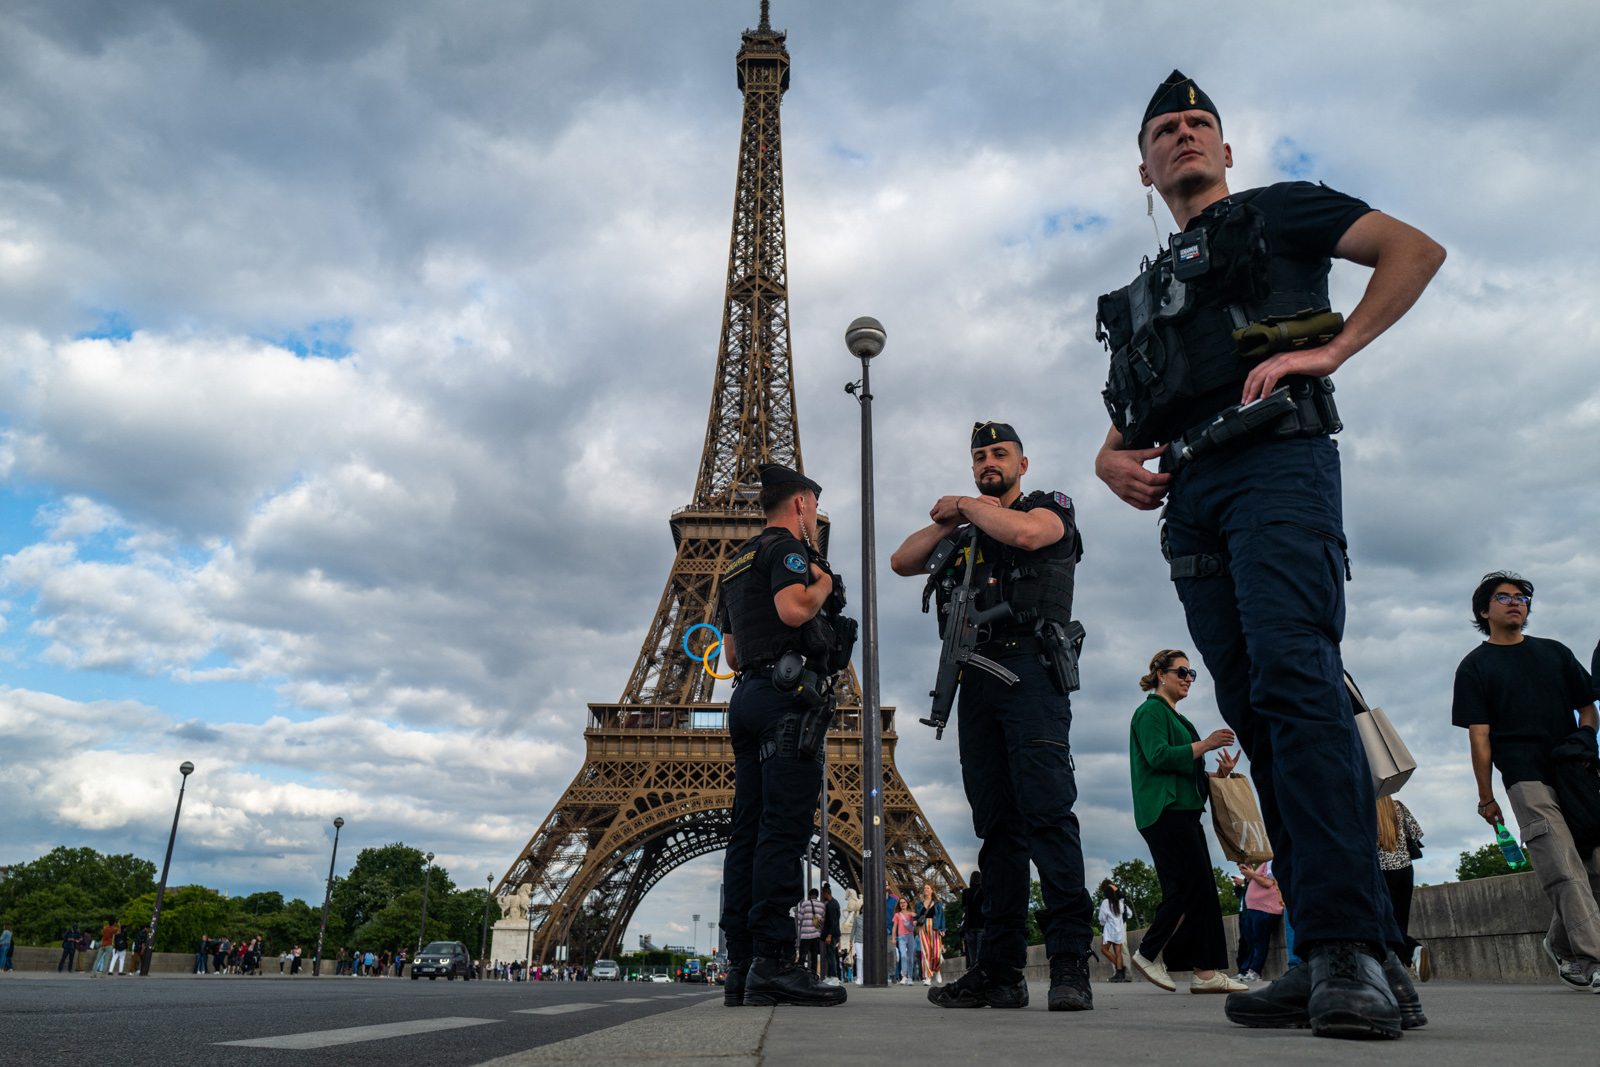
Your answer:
[807,887,819,899]
[759,480,812,514]
[1471,570,1533,635]
[1137,114,1224,157]
[1139,648,1189,692]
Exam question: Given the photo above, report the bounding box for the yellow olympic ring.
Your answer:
[704,641,736,679]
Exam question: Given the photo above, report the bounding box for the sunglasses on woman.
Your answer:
[1162,667,1198,681]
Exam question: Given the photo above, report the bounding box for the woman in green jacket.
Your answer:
[1127,649,1248,994]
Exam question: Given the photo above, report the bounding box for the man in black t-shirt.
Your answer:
[1452,571,1600,990]
[891,422,1093,1013]
[1095,72,1447,1040]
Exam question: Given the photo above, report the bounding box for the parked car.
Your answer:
[649,973,672,983]
[411,941,473,981]
[593,959,621,981]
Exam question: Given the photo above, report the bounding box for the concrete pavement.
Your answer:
[476,979,1600,1067]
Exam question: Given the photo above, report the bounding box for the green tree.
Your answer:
[331,843,454,937]
[1457,842,1514,881]
[352,888,454,953]
[120,885,233,954]
[0,848,156,945]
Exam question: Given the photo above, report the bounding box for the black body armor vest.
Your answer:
[720,528,844,670]
[1097,188,1334,448]
[926,492,1083,637]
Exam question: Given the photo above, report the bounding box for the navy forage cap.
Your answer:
[971,422,1022,450]
[758,463,822,498]
[1142,69,1219,128]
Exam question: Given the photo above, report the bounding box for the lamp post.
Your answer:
[479,874,493,980]
[140,761,193,977]
[312,816,344,976]
[691,914,700,956]
[416,852,435,955]
[844,316,887,986]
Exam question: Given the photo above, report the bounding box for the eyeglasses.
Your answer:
[1162,667,1198,681]
[1492,593,1531,606]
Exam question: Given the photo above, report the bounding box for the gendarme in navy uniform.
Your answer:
[1093,71,1445,1039]
[717,463,854,1009]
[890,421,1095,1013]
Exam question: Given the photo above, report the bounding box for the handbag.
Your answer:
[1345,672,1416,798]
[1210,773,1274,863]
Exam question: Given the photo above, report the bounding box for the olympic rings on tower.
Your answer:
[683,623,736,679]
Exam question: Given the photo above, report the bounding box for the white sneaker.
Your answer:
[921,977,930,985]
[1129,951,1176,992]
[1190,972,1249,993]
[1411,944,1430,983]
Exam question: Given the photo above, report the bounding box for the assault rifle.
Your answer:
[920,526,1019,739]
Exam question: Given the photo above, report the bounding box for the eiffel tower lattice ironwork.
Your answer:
[490,2,961,967]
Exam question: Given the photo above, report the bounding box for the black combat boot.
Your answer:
[723,958,751,1007]
[744,956,847,1007]
[1381,950,1427,1029]
[928,960,1028,1009]
[1225,949,1423,1031]
[1306,941,1401,1039]
[1047,953,1093,1011]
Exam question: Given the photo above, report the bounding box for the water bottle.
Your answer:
[1495,822,1529,870]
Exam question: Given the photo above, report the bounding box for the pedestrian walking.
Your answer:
[109,924,129,975]
[884,882,900,982]
[59,924,80,973]
[821,885,842,981]
[1236,861,1283,981]
[1096,881,1132,982]
[894,898,917,986]
[916,884,946,986]
[1453,571,1600,991]
[1376,796,1428,981]
[1126,649,1247,994]
[796,888,825,975]
[844,887,863,987]
[0,923,13,971]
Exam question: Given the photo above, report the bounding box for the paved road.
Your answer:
[478,978,1600,1067]
[0,974,718,1065]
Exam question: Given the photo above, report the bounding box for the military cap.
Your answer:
[1141,69,1220,130]
[758,463,822,498]
[971,422,1023,451]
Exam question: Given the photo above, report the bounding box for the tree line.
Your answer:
[0,843,502,955]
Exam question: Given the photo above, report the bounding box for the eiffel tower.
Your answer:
[491,1,960,966]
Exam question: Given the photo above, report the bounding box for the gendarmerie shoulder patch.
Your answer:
[1053,491,1072,510]
[784,552,807,573]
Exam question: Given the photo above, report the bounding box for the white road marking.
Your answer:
[217,1016,499,1049]
[512,1003,602,1015]
[611,997,653,1003]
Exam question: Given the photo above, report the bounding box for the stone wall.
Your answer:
[940,871,1560,986]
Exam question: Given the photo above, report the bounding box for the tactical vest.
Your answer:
[1097,188,1334,448]
[927,492,1082,636]
[720,528,837,668]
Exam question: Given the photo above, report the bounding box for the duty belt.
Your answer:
[975,633,1046,659]
[1159,378,1340,477]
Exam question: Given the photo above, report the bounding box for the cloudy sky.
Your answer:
[3,0,1598,951]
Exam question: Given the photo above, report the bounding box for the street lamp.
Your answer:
[416,851,435,955]
[844,316,887,986]
[691,914,700,956]
[479,874,494,980]
[140,761,194,977]
[312,816,344,976]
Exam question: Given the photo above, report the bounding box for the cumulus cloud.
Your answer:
[2,0,1598,943]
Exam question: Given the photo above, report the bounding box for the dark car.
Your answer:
[411,941,473,981]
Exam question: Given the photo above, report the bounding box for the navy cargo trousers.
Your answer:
[720,677,823,961]
[958,656,1095,968]
[1162,436,1402,951]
